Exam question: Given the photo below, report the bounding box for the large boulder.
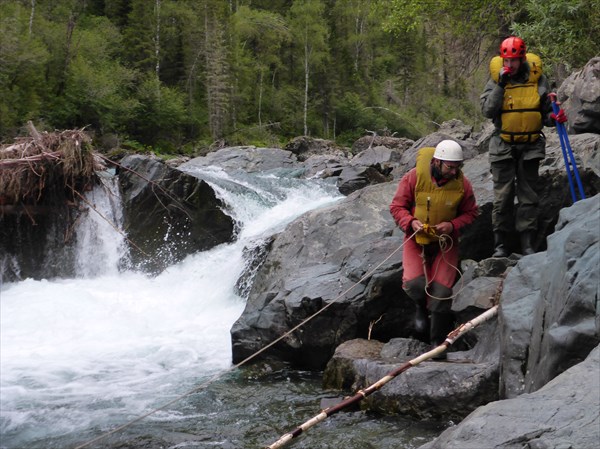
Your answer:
[0,199,77,280]
[523,194,600,391]
[323,335,500,421]
[228,133,599,373]
[542,131,600,180]
[318,196,599,435]
[336,145,408,195]
[284,136,348,162]
[230,157,500,369]
[118,155,235,273]
[301,153,349,179]
[230,182,408,369]
[336,164,390,195]
[558,57,600,134]
[180,146,301,173]
[351,134,414,153]
[496,252,545,398]
[419,345,600,449]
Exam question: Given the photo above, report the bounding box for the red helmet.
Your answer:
[500,36,526,59]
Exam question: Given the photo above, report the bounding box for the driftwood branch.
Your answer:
[27,120,43,143]
[0,126,96,211]
[0,151,61,168]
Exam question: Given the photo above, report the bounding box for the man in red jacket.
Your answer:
[390,140,479,357]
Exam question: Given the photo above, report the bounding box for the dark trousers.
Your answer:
[491,156,540,233]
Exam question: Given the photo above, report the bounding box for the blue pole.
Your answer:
[561,123,586,201]
[549,96,586,202]
[551,101,577,202]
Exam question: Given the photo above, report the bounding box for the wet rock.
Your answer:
[336,165,389,195]
[230,182,410,369]
[323,337,499,421]
[322,338,386,390]
[524,195,600,391]
[420,345,600,449]
[558,57,600,134]
[118,155,235,273]
[301,153,348,179]
[284,136,348,162]
[181,146,300,173]
[351,135,414,153]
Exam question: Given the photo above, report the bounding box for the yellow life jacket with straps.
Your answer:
[489,53,543,143]
[413,147,464,245]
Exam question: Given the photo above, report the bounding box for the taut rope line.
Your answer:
[73,231,417,449]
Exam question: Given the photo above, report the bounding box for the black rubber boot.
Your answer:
[414,300,430,338]
[492,231,509,257]
[520,231,536,255]
[430,312,455,360]
[403,277,430,341]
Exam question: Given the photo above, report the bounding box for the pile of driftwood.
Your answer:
[0,122,101,211]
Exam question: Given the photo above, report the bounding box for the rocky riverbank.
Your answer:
[2,58,599,448]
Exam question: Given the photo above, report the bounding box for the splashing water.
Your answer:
[0,168,343,448]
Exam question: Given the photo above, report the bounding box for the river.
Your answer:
[0,166,445,448]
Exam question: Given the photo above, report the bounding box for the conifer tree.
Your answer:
[289,0,329,136]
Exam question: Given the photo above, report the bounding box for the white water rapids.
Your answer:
[0,167,343,448]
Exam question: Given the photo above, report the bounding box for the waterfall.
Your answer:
[74,175,128,277]
[0,167,343,448]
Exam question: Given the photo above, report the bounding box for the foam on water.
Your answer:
[0,168,342,447]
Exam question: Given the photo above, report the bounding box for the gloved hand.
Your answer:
[551,108,567,124]
[498,67,512,87]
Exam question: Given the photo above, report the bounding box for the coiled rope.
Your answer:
[73,231,418,449]
[422,232,466,301]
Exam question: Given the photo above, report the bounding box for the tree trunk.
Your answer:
[303,37,310,136]
[204,6,231,140]
[29,0,35,37]
[154,0,161,78]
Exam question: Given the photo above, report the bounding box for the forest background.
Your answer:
[1,0,598,156]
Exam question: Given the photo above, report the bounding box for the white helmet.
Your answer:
[433,140,463,161]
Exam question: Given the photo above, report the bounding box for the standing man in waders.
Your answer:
[390,140,478,359]
[480,36,565,257]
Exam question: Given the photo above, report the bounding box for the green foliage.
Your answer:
[231,6,290,129]
[335,93,376,133]
[376,0,513,37]
[52,16,138,132]
[0,2,50,137]
[272,85,305,136]
[511,0,600,72]
[122,0,157,72]
[227,125,284,148]
[1,0,594,152]
[128,76,189,147]
[333,92,426,146]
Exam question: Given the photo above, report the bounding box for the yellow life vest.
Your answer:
[489,53,543,143]
[413,147,464,245]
